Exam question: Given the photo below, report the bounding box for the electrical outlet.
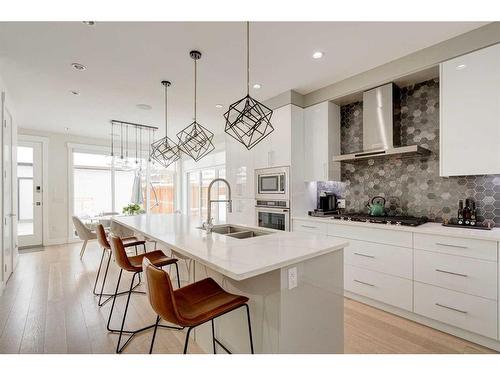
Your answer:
[288,267,298,290]
[337,199,346,209]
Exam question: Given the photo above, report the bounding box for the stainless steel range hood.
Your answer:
[333,83,430,162]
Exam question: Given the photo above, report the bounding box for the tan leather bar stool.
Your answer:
[143,257,254,354]
[107,235,181,353]
[93,224,146,306]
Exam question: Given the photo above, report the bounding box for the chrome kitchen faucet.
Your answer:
[203,178,232,233]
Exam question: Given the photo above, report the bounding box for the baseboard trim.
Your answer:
[44,237,81,246]
[345,291,500,352]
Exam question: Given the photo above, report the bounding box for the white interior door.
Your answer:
[17,141,43,247]
[2,107,14,281]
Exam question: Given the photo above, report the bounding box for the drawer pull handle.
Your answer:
[353,279,375,287]
[435,303,468,314]
[435,268,468,278]
[301,225,317,229]
[354,252,375,259]
[435,242,468,249]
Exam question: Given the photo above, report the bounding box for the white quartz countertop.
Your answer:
[293,215,500,241]
[113,214,348,281]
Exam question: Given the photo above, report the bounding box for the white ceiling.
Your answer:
[0,21,487,141]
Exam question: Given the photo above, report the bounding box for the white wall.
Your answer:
[0,73,19,291]
[17,128,109,245]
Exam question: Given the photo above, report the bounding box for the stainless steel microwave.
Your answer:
[255,166,289,200]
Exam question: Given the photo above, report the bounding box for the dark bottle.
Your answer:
[457,200,464,225]
[470,200,477,226]
[463,198,471,225]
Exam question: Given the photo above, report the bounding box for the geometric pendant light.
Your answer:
[176,50,215,162]
[224,22,274,150]
[150,80,181,168]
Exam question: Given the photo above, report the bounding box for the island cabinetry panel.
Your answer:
[440,42,500,176]
[414,282,497,339]
[345,265,413,311]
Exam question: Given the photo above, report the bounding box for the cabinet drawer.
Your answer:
[345,265,412,311]
[342,239,412,279]
[414,233,497,261]
[414,250,497,300]
[414,282,497,339]
[328,223,412,248]
[293,219,328,235]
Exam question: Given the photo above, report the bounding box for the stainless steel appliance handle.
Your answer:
[435,303,467,314]
[354,252,375,259]
[353,279,375,287]
[435,268,468,277]
[435,242,468,249]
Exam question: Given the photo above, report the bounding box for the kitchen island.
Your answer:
[113,213,348,354]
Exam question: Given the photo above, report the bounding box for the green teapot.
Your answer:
[366,196,386,217]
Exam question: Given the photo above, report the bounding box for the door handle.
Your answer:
[435,242,468,249]
[435,268,468,277]
[435,303,467,314]
[354,252,375,258]
[353,279,375,287]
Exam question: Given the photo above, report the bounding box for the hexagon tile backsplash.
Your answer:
[317,78,500,226]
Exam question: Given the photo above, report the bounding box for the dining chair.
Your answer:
[72,216,97,259]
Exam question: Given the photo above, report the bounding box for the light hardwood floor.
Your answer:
[0,242,496,354]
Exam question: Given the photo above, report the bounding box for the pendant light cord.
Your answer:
[164,83,168,135]
[194,58,197,121]
[247,21,250,96]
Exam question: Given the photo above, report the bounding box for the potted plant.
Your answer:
[122,203,145,215]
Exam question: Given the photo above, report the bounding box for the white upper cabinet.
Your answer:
[303,101,341,181]
[440,43,500,176]
[253,105,292,169]
[226,137,255,199]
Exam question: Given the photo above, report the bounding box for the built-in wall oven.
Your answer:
[255,166,289,201]
[256,200,290,231]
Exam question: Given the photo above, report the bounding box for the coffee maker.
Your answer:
[309,192,338,217]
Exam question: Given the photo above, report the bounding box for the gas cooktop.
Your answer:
[331,213,428,227]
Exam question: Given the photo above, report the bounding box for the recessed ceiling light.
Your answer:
[136,103,152,110]
[253,84,261,89]
[456,64,467,70]
[71,62,86,71]
[82,21,95,26]
[215,104,223,109]
[312,51,324,59]
[70,90,80,96]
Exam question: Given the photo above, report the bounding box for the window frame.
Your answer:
[67,143,177,239]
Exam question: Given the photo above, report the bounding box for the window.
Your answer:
[186,166,226,223]
[73,152,113,217]
[17,146,34,235]
[71,148,176,219]
[150,162,176,214]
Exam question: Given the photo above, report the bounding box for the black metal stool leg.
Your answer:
[107,269,123,332]
[92,248,106,295]
[149,315,161,354]
[174,262,181,288]
[211,320,216,354]
[245,304,254,354]
[183,327,194,354]
[98,250,112,306]
[116,272,137,353]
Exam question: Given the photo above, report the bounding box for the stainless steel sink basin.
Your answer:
[197,224,273,239]
[226,230,269,239]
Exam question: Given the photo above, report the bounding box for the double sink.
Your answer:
[201,224,273,239]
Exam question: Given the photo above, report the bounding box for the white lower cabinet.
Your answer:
[345,265,413,311]
[414,249,497,300]
[414,282,497,339]
[292,219,328,234]
[343,238,412,279]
